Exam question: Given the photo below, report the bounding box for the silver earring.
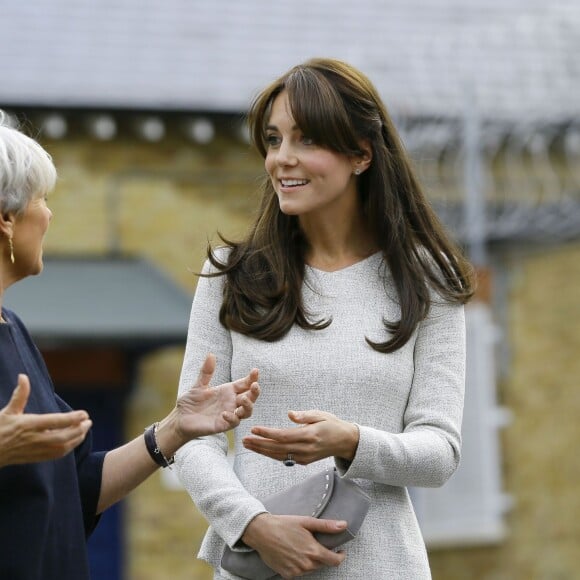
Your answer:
[354,168,361,175]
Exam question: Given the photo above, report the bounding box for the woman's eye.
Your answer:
[301,135,315,146]
[265,134,281,147]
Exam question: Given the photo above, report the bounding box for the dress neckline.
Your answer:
[305,251,383,275]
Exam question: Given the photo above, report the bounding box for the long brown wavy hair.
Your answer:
[206,58,475,353]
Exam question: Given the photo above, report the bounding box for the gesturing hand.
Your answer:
[174,353,260,441]
[0,374,93,468]
[242,409,359,465]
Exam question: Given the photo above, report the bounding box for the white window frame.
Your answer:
[411,302,512,547]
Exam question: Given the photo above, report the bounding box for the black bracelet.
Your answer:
[144,422,175,469]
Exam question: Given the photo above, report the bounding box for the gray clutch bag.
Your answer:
[220,467,371,580]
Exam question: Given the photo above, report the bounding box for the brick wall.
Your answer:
[430,244,580,579]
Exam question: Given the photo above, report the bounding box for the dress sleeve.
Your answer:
[337,299,466,488]
[174,257,267,548]
[56,395,106,536]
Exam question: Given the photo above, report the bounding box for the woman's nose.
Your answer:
[276,140,297,166]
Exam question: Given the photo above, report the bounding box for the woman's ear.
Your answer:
[0,210,16,239]
[352,140,372,174]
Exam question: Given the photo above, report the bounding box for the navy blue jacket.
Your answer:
[0,308,105,580]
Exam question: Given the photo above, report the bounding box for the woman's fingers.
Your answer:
[26,419,93,460]
[247,423,310,444]
[242,435,301,462]
[7,374,31,414]
[0,375,94,465]
[286,516,347,569]
[5,416,93,464]
[196,353,216,388]
[233,368,259,393]
[243,414,343,463]
[43,418,93,443]
[23,410,90,431]
[237,382,260,408]
[222,382,260,425]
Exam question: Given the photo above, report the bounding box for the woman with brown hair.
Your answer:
[176,58,475,579]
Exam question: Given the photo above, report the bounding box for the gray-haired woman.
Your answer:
[0,114,265,580]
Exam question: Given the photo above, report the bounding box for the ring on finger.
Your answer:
[283,453,296,467]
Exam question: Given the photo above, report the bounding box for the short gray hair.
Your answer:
[0,111,57,216]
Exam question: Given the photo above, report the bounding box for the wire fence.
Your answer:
[398,117,580,245]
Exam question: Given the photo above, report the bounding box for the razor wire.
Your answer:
[396,117,580,246]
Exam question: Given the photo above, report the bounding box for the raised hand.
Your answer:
[242,409,359,465]
[174,353,260,440]
[0,374,93,467]
[97,356,260,512]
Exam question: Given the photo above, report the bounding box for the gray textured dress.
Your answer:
[175,251,465,579]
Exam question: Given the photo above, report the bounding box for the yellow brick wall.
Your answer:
[430,244,580,580]
[45,135,261,287]
[40,132,580,579]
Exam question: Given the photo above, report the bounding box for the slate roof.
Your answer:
[3,256,192,348]
[1,0,579,122]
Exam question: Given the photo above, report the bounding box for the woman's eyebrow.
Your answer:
[265,123,300,131]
